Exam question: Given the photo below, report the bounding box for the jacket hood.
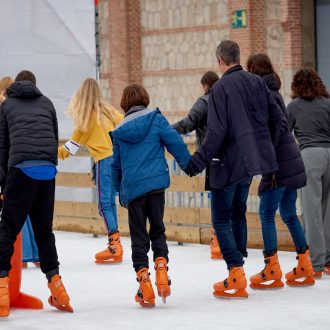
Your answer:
[113,108,160,143]
[7,81,43,99]
[263,73,280,92]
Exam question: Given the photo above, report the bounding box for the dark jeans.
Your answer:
[0,168,59,275]
[211,178,252,269]
[128,191,168,271]
[259,186,307,255]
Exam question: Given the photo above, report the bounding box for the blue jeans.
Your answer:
[259,186,307,255]
[211,178,252,268]
[95,156,118,233]
[22,216,39,263]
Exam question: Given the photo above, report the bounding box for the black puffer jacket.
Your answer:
[0,81,58,186]
[258,73,307,194]
[172,94,208,147]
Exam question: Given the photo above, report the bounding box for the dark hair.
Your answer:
[120,84,150,113]
[200,71,219,91]
[15,70,36,85]
[247,53,281,88]
[291,68,330,101]
[215,40,240,65]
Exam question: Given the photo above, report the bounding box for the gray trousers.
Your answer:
[300,147,330,271]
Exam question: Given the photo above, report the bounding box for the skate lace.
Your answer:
[261,258,271,280]
[108,245,116,254]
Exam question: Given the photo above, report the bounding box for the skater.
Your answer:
[172,71,219,148]
[0,77,39,270]
[172,71,222,260]
[22,216,40,269]
[111,84,190,307]
[58,78,124,264]
[0,70,72,317]
[288,69,330,278]
[185,40,283,298]
[247,54,314,289]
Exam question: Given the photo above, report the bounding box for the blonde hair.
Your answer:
[66,78,117,132]
[0,76,14,103]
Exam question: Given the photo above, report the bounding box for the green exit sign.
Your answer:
[232,9,247,29]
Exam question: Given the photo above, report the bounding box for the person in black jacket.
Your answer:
[0,70,72,317]
[173,71,222,260]
[172,71,219,148]
[186,40,283,298]
[246,54,314,289]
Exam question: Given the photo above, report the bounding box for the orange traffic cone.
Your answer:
[9,233,43,310]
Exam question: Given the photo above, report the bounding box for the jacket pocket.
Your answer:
[209,157,228,189]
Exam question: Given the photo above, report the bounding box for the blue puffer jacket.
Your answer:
[111,107,190,207]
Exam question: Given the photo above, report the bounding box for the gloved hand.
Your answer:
[184,160,198,177]
[58,146,70,160]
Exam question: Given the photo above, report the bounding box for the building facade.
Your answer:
[97,0,326,117]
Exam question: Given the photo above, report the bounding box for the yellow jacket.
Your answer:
[58,108,123,162]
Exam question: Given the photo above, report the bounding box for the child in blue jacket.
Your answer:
[111,84,190,307]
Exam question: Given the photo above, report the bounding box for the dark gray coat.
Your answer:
[172,94,208,147]
[0,81,58,186]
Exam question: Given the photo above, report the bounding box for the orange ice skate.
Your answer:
[154,257,171,304]
[135,268,155,308]
[48,274,73,313]
[324,265,330,276]
[213,266,248,299]
[95,232,123,264]
[250,253,284,290]
[0,277,9,317]
[210,230,223,260]
[313,271,323,279]
[285,250,315,287]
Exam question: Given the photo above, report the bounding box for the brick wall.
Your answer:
[99,0,304,110]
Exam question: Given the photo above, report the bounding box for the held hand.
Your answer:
[58,146,70,160]
[183,161,197,177]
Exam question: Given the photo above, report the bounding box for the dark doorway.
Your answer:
[316,0,330,88]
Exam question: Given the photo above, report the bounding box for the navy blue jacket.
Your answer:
[258,74,307,194]
[190,65,282,189]
[111,107,190,207]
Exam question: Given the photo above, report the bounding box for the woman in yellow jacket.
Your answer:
[58,78,124,264]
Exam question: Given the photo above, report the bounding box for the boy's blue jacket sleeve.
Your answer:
[111,136,122,192]
[158,115,190,170]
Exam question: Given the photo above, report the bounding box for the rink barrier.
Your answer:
[54,140,296,251]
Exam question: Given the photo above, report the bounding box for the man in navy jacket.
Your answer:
[187,40,282,298]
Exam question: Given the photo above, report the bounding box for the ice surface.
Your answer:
[2,231,329,330]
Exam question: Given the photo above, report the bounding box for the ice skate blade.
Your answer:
[48,297,74,313]
[0,306,9,317]
[213,289,248,299]
[250,280,284,290]
[135,297,155,308]
[95,257,123,264]
[157,287,171,304]
[286,278,315,287]
[211,254,223,260]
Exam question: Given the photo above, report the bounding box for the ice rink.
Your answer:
[2,231,329,330]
